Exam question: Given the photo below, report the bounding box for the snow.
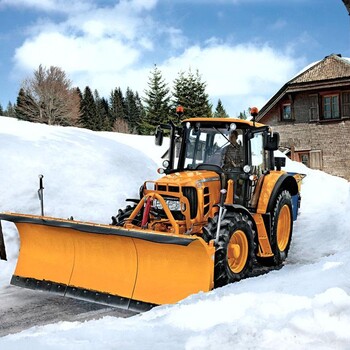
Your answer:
[0,116,349,349]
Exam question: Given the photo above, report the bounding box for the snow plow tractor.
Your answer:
[0,109,303,312]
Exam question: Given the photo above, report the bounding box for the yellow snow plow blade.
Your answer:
[0,213,214,311]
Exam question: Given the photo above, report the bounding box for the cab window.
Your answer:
[250,132,267,174]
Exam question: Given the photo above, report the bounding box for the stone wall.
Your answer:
[271,120,350,181]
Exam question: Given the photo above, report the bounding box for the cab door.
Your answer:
[245,130,269,209]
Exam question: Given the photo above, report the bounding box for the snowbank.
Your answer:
[0,117,349,349]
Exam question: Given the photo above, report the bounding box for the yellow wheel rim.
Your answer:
[227,230,248,273]
[277,204,291,251]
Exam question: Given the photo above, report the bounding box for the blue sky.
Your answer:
[0,0,349,116]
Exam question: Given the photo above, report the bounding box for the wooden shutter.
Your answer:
[309,150,323,170]
[342,91,350,119]
[309,94,319,121]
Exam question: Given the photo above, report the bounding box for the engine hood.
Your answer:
[156,170,221,187]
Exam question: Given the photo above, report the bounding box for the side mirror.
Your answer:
[155,126,163,146]
[275,157,286,171]
[264,132,280,151]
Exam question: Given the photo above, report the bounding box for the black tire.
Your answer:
[111,205,141,226]
[269,190,293,266]
[204,211,257,287]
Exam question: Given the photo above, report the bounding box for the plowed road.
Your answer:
[0,285,136,337]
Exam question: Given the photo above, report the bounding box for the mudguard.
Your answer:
[256,171,299,215]
[0,213,215,311]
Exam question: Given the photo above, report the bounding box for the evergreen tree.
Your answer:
[6,102,16,118]
[98,96,112,131]
[79,86,97,130]
[134,92,146,134]
[93,90,105,131]
[76,86,83,101]
[15,88,38,121]
[214,99,229,118]
[238,110,248,120]
[75,87,83,127]
[110,87,127,131]
[124,87,140,133]
[141,65,171,135]
[172,69,212,123]
[0,103,3,116]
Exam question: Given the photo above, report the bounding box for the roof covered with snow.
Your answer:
[291,54,350,83]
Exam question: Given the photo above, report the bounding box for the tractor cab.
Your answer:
[156,116,281,209]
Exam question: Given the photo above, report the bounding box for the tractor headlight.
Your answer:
[243,165,251,174]
[229,123,237,131]
[154,198,181,211]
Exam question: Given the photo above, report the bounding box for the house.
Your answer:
[257,54,350,181]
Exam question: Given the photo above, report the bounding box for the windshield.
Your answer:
[182,127,245,170]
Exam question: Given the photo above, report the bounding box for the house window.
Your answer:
[297,152,310,167]
[294,150,322,170]
[322,95,339,119]
[281,104,292,121]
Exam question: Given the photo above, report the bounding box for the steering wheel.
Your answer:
[195,163,224,174]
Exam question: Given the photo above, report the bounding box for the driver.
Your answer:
[222,130,244,169]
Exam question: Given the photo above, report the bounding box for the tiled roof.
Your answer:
[291,54,350,84]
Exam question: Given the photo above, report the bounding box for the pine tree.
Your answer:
[15,88,37,121]
[93,90,105,131]
[214,99,229,118]
[0,103,3,116]
[238,110,248,120]
[172,69,212,123]
[110,87,127,132]
[124,87,140,133]
[134,92,146,134]
[79,86,97,130]
[6,102,16,118]
[97,97,112,131]
[75,87,83,127]
[141,65,171,135]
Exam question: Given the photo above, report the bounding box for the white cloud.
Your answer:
[0,0,158,14]
[158,43,303,115]
[14,31,140,73]
[12,1,159,78]
[0,0,94,13]
[10,0,304,116]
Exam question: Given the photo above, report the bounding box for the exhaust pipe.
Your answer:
[215,189,227,245]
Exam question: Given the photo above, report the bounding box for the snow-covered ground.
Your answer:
[0,116,349,349]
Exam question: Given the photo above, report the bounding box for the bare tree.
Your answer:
[16,65,81,126]
[112,117,130,133]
